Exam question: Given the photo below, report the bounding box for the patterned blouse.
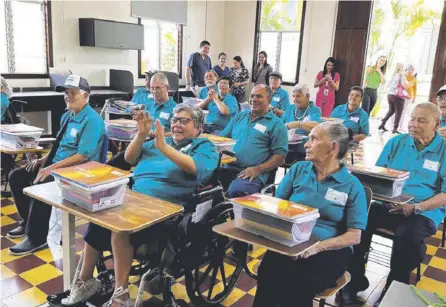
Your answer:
[229,67,250,96]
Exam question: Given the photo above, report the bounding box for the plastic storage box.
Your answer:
[200,134,237,152]
[231,194,320,247]
[105,119,138,140]
[57,178,129,212]
[287,129,306,144]
[348,164,409,198]
[1,124,43,149]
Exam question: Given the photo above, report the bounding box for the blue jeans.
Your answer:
[227,177,263,198]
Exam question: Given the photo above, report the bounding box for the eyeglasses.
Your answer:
[437,96,446,102]
[170,117,193,125]
[150,86,165,92]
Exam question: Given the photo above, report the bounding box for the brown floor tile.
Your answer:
[0,198,14,208]
[235,272,257,292]
[1,237,16,249]
[49,254,81,272]
[4,255,46,275]
[36,275,64,295]
[142,296,163,306]
[426,237,442,247]
[229,293,255,307]
[435,248,446,259]
[0,275,32,299]
[75,237,85,252]
[423,266,446,283]
[75,223,89,236]
[7,213,21,222]
[422,254,433,265]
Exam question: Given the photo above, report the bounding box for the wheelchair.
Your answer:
[47,150,251,307]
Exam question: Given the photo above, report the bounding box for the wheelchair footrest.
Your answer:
[47,291,88,307]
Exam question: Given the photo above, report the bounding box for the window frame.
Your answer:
[137,18,183,79]
[1,0,53,79]
[252,0,307,86]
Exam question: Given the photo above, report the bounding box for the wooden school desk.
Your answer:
[23,182,184,290]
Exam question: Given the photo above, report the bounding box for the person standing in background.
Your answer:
[395,64,417,132]
[436,85,446,138]
[1,76,12,122]
[229,56,250,105]
[362,56,387,115]
[185,40,212,92]
[253,51,273,86]
[378,63,411,134]
[314,57,340,117]
[213,52,230,78]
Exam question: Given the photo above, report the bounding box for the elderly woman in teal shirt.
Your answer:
[63,104,219,307]
[253,121,367,307]
[199,76,238,134]
[1,77,12,122]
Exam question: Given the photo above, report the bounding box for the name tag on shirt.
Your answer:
[325,188,348,206]
[254,123,267,133]
[147,94,153,99]
[303,116,310,122]
[180,144,192,153]
[350,117,360,123]
[70,128,78,138]
[423,159,440,172]
[273,97,280,102]
[160,112,170,120]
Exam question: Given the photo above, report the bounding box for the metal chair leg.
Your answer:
[319,298,326,307]
[416,264,421,283]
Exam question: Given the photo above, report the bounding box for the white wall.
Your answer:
[7,0,339,94]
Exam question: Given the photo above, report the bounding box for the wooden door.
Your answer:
[430,2,446,102]
[332,1,373,106]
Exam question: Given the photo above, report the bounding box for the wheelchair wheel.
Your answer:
[184,202,245,307]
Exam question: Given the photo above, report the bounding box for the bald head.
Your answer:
[250,84,272,115]
[413,103,441,122]
[408,102,441,141]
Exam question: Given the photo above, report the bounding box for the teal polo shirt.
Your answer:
[132,137,219,206]
[205,93,238,129]
[197,86,218,100]
[331,104,370,135]
[220,110,288,184]
[282,101,321,136]
[441,116,446,128]
[131,87,153,107]
[276,161,368,242]
[1,93,10,121]
[271,87,290,113]
[53,104,105,163]
[146,97,176,131]
[376,133,446,228]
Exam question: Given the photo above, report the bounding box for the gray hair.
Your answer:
[318,121,351,160]
[173,103,205,129]
[1,77,13,98]
[413,102,441,123]
[205,69,218,79]
[292,83,310,96]
[150,72,169,87]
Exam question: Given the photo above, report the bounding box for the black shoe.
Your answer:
[7,225,26,238]
[9,237,48,256]
[340,284,357,305]
[392,130,401,134]
[378,124,388,132]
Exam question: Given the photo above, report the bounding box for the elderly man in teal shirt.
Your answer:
[347,103,446,307]
[268,71,290,118]
[197,69,218,100]
[437,85,446,139]
[130,71,153,106]
[8,75,106,256]
[220,84,288,197]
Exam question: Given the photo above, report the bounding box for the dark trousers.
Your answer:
[1,153,15,177]
[233,91,245,106]
[9,167,55,243]
[219,168,264,198]
[362,88,378,115]
[381,94,405,130]
[348,203,436,290]
[106,151,131,171]
[253,248,352,307]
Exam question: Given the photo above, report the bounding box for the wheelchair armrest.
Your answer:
[220,150,235,157]
[11,100,28,106]
[192,185,223,198]
[261,183,280,195]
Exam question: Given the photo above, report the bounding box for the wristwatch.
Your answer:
[414,204,421,215]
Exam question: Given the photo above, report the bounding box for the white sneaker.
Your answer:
[61,277,102,305]
[103,287,131,307]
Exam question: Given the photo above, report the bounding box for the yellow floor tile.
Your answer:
[248,286,257,296]
[0,248,25,264]
[248,246,267,259]
[426,244,438,256]
[6,236,24,245]
[0,216,16,227]
[0,264,16,281]
[417,277,446,296]
[246,258,261,274]
[221,287,246,307]
[2,286,47,307]
[19,263,62,286]
[412,263,427,275]
[199,263,236,281]
[428,256,446,271]
[34,248,62,263]
[128,283,152,301]
[0,205,17,215]
[203,281,225,299]
[433,230,443,239]
[170,282,190,303]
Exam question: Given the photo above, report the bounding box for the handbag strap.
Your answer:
[43,115,71,168]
